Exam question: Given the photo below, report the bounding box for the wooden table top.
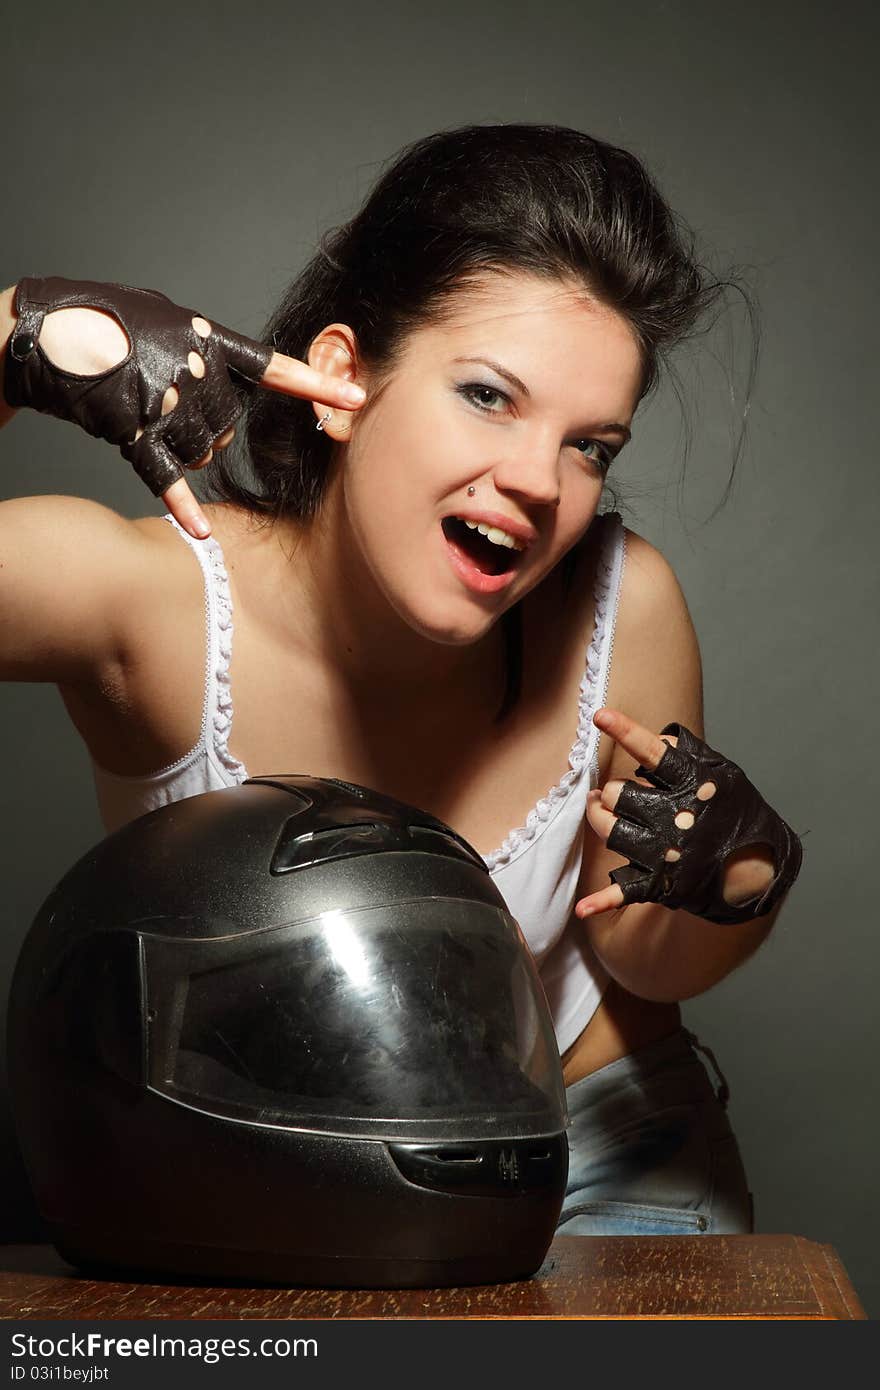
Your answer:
[0,1235,865,1320]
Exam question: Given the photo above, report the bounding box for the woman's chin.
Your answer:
[411,616,496,647]
[395,595,502,648]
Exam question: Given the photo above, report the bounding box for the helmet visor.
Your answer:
[143,898,566,1140]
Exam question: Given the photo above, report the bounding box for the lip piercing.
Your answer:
[316,412,331,431]
[467,485,476,496]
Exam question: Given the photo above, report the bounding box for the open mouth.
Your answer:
[440,516,525,578]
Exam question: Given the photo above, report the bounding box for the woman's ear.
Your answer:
[308,324,362,436]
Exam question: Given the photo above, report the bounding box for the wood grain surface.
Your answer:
[0,1236,866,1320]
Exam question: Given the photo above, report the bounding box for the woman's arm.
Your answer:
[575,530,789,1002]
[0,285,18,428]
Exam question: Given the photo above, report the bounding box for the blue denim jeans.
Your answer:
[557,1027,753,1235]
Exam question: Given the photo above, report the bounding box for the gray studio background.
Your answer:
[2,0,877,1313]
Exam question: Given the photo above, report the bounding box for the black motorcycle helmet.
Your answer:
[8,775,569,1288]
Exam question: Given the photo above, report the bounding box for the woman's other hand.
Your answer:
[3,278,366,539]
[576,706,800,924]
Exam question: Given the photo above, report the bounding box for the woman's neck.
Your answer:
[258,499,503,709]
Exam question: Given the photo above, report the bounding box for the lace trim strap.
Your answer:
[163,515,249,782]
[484,512,626,871]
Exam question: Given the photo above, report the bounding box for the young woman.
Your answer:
[0,124,802,1236]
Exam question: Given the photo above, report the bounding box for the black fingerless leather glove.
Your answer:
[3,276,272,496]
[606,722,803,925]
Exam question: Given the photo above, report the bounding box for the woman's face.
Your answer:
[330,271,644,645]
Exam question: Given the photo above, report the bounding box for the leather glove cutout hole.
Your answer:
[140,346,209,460]
[666,782,715,859]
[133,380,182,443]
[39,306,130,376]
[720,841,776,906]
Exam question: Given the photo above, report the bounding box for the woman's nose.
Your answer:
[492,445,561,509]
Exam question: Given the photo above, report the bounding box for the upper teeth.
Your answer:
[462,519,525,551]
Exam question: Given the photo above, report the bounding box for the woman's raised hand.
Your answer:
[3,277,365,538]
[576,707,803,925]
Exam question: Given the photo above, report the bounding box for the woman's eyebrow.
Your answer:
[453,355,532,396]
[452,355,632,442]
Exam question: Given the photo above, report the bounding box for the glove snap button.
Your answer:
[11,331,36,361]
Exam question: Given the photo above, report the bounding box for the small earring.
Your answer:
[467,485,476,496]
[316,412,331,432]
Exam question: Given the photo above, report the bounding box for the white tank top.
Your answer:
[91,511,627,1054]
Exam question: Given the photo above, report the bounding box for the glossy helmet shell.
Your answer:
[8,775,568,1287]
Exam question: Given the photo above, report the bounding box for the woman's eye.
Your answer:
[458,382,509,413]
[572,439,612,473]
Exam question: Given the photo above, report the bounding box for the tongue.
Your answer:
[442,518,513,575]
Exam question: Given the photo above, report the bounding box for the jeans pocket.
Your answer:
[557,1200,708,1236]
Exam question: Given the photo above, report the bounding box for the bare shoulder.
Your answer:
[121,513,201,651]
[121,501,254,650]
[602,524,705,776]
[619,526,699,639]
[55,501,252,774]
[128,501,245,554]
[0,494,157,685]
[127,501,255,581]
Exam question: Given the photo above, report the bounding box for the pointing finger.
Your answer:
[576,884,625,918]
[593,707,678,772]
[162,476,211,539]
[259,350,367,411]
